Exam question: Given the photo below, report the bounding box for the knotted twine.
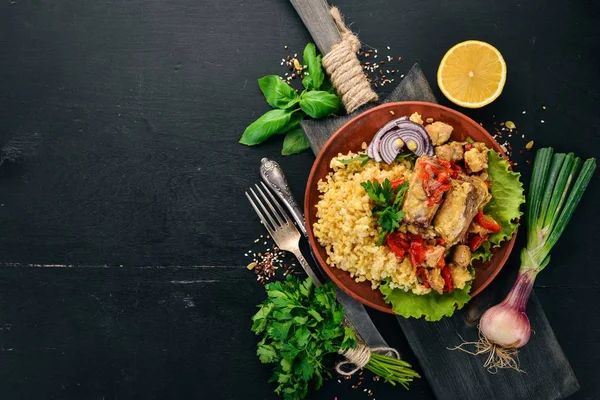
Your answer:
[322,8,378,114]
[336,343,401,376]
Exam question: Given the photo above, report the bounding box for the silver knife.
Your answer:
[260,158,389,348]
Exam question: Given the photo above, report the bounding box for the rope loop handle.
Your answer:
[322,8,378,113]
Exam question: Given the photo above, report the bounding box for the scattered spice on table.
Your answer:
[277,44,404,90]
[358,46,404,88]
[244,235,295,283]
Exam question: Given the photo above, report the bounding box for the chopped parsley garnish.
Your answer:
[337,153,371,167]
[360,178,410,245]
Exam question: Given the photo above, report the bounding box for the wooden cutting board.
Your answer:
[301,63,579,400]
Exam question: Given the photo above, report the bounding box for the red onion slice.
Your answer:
[380,132,403,164]
[368,117,434,164]
[369,116,407,162]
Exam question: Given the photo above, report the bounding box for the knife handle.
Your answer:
[289,0,341,54]
[260,158,308,237]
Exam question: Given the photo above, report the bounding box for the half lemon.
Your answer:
[437,40,507,108]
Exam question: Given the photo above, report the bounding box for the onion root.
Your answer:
[447,327,525,374]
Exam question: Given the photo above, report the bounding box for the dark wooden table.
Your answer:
[1,1,598,399]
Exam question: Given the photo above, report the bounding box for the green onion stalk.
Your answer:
[336,344,421,389]
[455,148,596,371]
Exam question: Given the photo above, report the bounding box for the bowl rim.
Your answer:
[304,101,518,314]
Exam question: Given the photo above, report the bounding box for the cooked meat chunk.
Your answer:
[409,112,424,125]
[435,141,464,162]
[402,155,443,227]
[433,175,489,246]
[426,268,445,294]
[452,245,471,268]
[425,121,453,145]
[464,143,489,173]
[449,263,472,290]
[425,246,446,268]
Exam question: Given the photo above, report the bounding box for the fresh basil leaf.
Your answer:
[281,127,310,155]
[280,112,304,135]
[320,76,335,94]
[302,43,324,90]
[258,75,300,110]
[239,109,295,146]
[299,91,340,119]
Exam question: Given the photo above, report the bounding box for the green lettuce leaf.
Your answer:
[379,280,472,322]
[484,150,525,245]
[471,241,493,263]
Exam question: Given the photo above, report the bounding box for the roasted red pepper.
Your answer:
[411,242,426,264]
[469,234,489,251]
[427,183,451,206]
[391,178,405,189]
[475,210,501,232]
[450,162,464,178]
[387,232,410,258]
[402,234,426,268]
[420,161,454,206]
[437,171,449,183]
[437,255,446,269]
[441,266,454,292]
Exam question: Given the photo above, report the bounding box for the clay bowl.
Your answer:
[304,102,517,314]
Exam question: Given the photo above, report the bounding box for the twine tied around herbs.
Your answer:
[336,344,401,376]
[322,7,378,114]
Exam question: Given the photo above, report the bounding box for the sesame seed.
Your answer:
[541,120,545,123]
[522,111,526,114]
[387,46,390,50]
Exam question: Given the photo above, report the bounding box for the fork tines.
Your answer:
[245,182,293,234]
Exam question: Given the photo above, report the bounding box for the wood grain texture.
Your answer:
[289,0,341,54]
[0,0,599,399]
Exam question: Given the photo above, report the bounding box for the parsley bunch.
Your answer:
[251,276,356,400]
[360,178,410,245]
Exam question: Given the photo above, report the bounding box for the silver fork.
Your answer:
[245,182,322,286]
